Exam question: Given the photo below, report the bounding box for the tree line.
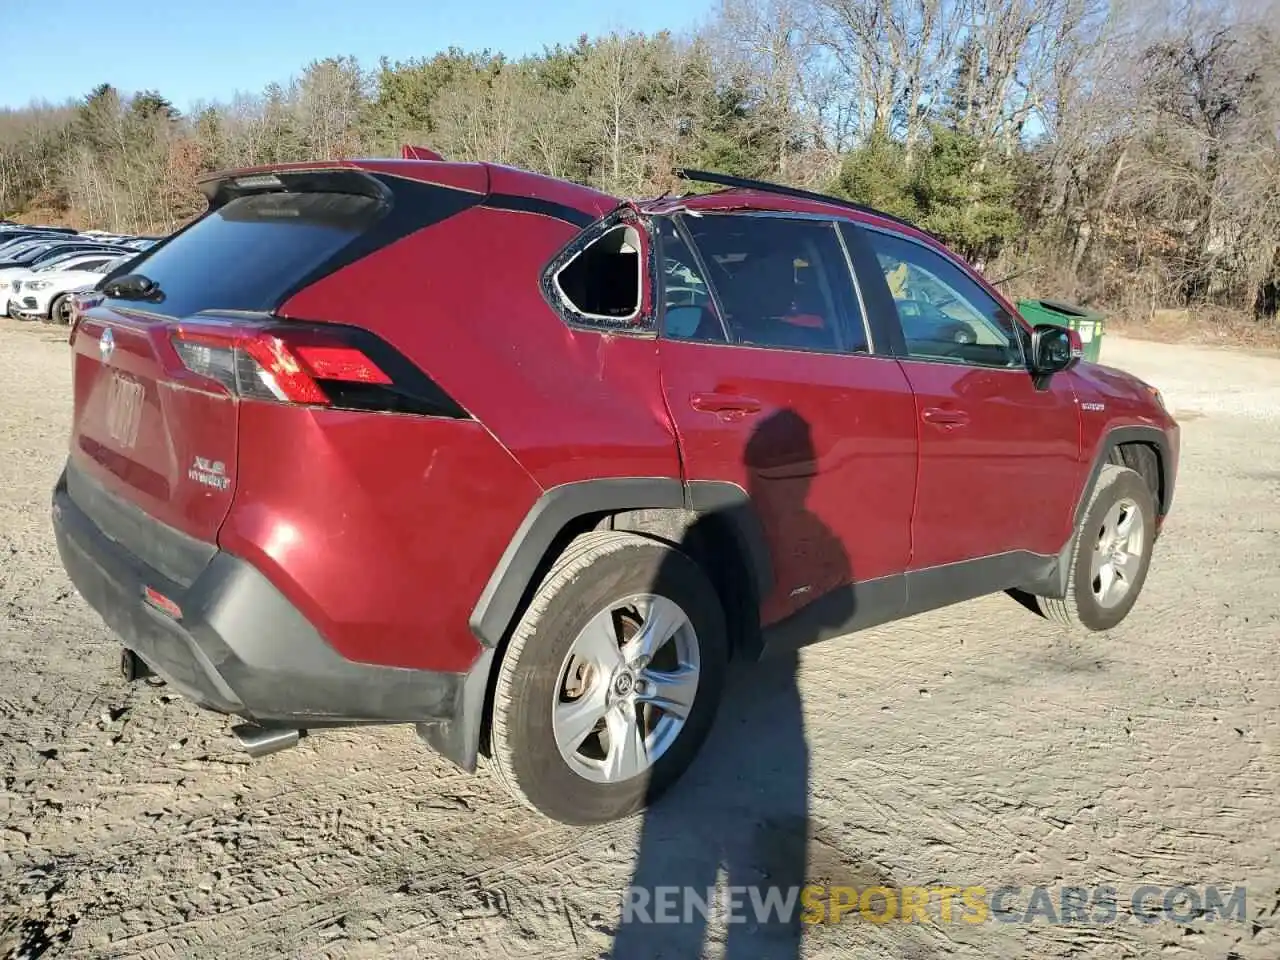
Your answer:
[2,0,1278,322]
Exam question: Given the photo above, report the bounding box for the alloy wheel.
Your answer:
[551,593,700,784]
[1090,497,1146,609]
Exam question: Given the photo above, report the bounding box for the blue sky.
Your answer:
[2,0,716,111]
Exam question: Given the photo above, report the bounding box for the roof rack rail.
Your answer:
[671,167,930,237]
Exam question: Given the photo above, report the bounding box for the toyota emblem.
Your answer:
[99,327,115,363]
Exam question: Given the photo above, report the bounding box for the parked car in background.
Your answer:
[0,234,74,256]
[1,246,131,315]
[0,239,124,269]
[0,227,160,319]
[24,246,134,272]
[1,224,78,235]
[9,253,129,323]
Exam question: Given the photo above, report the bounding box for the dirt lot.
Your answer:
[1,320,1278,960]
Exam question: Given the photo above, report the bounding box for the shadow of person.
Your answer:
[610,408,854,960]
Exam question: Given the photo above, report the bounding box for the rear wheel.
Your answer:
[1030,464,1157,631]
[488,531,728,825]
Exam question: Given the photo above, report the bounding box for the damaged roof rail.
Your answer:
[671,167,939,241]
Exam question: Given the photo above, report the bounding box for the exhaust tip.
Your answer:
[231,723,305,758]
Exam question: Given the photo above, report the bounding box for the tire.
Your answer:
[488,530,729,825]
[1035,464,1157,631]
[48,295,71,326]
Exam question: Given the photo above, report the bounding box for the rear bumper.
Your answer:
[51,465,487,768]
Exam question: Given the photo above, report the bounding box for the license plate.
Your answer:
[105,373,144,448]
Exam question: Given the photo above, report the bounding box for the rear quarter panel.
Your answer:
[218,405,542,672]
[279,205,681,488]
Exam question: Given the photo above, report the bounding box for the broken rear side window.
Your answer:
[552,223,644,326]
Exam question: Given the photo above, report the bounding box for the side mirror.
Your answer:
[1030,323,1082,379]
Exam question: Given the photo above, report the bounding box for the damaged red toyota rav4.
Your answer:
[52,151,1179,825]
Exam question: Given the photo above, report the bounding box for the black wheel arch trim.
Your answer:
[468,477,774,650]
[1074,425,1175,527]
[685,480,775,606]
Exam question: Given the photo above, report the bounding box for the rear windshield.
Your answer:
[104,191,383,317]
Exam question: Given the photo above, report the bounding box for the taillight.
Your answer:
[169,319,469,418]
[68,292,99,345]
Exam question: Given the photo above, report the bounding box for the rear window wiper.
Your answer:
[102,273,164,302]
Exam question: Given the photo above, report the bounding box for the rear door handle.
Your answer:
[690,393,763,419]
[922,407,970,427]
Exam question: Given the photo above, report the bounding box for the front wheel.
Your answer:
[488,531,728,825]
[48,295,74,330]
[1031,464,1157,631]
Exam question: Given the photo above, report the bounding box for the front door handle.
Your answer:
[922,407,970,427]
[690,392,763,420]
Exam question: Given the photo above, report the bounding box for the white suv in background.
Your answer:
[6,252,128,323]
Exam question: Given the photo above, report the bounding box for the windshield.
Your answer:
[37,253,92,271]
[0,240,48,257]
[37,249,126,271]
[13,244,61,263]
[20,245,103,267]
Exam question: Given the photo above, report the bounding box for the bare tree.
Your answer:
[295,58,369,158]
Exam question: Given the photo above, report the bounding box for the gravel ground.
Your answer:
[1,319,1277,960]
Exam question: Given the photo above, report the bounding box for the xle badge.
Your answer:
[189,457,231,491]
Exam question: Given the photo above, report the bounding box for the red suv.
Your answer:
[52,156,1179,825]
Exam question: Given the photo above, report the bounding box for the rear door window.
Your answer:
[657,218,725,343]
[677,213,869,354]
[104,191,385,317]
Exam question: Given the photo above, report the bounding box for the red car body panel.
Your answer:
[69,308,239,543]
[486,163,620,219]
[279,204,682,490]
[658,341,918,624]
[218,403,540,672]
[1068,361,1181,526]
[898,360,1084,567]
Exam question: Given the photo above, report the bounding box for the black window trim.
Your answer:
[830,215,877,354]
[660,209,876,359]
[849,220,1031,372]
[550,222,646,326]
[539,206,658,337]
[655,213,730,342]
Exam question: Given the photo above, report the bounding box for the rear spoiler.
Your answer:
[196,166,393,210]
[402,145,445,161]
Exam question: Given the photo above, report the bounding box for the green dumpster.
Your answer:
[1016,298,1106,363]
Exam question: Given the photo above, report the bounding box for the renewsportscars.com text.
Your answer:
[622,884,1248,926]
